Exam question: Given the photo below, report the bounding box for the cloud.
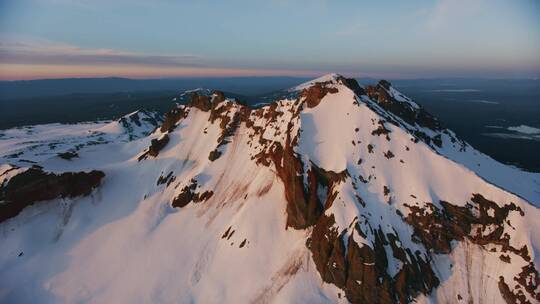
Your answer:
[482,132,540,141]
[507,125,540,135]
[0,35,204,67]
[468,99,499,104]
[0,35,331,79]
[482,124,540,141]
[0,35,328,79]
[427,89,481,92]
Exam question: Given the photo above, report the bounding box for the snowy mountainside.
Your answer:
[0,109,161,166]
[0,75,539,304]
[339,78,539,205]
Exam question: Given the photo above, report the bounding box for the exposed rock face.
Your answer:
[259,138,323,229]
[138,134,170,161]
[515,263,540,302]
[209,91,227,119]
[309,214,349,287]
[311,214,394,302]
[405,194,526,255]
[207,92,248,162]
[171,179,214,208]
[189,92,212,112]
[499,271,540,304]
[372,120,391,140]
[0,168,104,222]
[363,80,452,149]
[336,76,366,96]
[309,213,439,304]
[301,82,339,108]
[208,150,222,161]
[404,194,539,302]
[57,151,79,160]
[366,80,440,130]
[251,90,350,229]
[156,171,175,187]
[161,107,188,133]
[147,134,170,158]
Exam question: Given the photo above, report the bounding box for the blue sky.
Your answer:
[0,0,539,79]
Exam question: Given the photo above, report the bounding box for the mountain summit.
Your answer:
[1,74,539,303]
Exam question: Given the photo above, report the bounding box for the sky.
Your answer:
[0,0,539,80]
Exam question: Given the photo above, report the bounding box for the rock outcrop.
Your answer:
[0,168,104,222]
[172,179,214,208]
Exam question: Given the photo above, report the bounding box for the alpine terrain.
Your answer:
[1,74,539,304]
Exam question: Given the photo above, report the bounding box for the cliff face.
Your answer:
[0,167,104,222]
[0,74,539,304]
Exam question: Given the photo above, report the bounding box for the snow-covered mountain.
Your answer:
[0,109,162,165]
[0,74,539,304]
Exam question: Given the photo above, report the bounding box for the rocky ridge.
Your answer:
[132,74,540,303]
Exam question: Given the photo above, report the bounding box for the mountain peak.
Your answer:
[291,73,344,91]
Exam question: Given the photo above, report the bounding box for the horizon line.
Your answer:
[1,74,539,82]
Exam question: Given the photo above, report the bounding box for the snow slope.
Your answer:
[359,79,540,206]
[0,75,538,304]
[0,109,161,167]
